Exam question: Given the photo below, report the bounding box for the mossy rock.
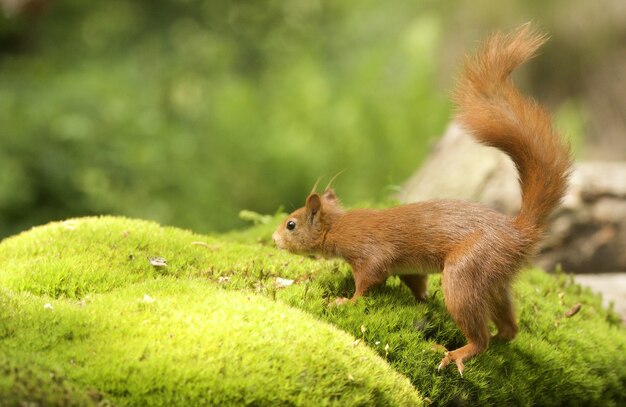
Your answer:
[1,216,625,406]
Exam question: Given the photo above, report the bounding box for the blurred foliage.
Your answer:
[0,0,450,237]
[0,0,623,237]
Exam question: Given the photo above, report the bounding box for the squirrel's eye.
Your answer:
[286,221,296,231]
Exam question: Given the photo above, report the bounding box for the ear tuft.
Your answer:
[310,177,322,195]
[323,188,337,202]
[325,170,345,192]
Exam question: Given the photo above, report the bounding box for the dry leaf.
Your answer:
[564,303,582,318]
[275,277,294,288]
[62,221,77,230]
[191,241,209,247]
[149,257,167,267]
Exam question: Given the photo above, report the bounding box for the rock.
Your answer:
[541,162,626,273]
[574,273,626,323]
[398,123,520,215]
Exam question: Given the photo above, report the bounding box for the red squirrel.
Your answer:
[272,24,571,375]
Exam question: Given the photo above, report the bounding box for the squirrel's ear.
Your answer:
[323,188,337,202]
[305,193,322,223]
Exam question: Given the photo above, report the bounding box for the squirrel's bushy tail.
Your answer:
[454,23,572,240]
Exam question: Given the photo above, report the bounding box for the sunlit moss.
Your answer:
[0,281,421,406]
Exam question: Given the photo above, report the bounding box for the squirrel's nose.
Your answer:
[272,232,283,248]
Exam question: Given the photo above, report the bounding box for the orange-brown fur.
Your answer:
[272,24,571,375]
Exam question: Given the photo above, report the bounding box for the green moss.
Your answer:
[0,281,421,406]
[0,355,105,406]
[0,217,421,406]
[277,268,626,405]
[1,216,625,406]
[0,216,328,298]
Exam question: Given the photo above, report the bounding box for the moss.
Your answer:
[0,216,329,298]
[0,355,107,406]
[1,216,626,406]
[275,267,626,406]
[0,281,420,406]
[0,217,421,406]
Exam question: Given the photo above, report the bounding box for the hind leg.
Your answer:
[438,261,491,375]
[400,275,429,302]
[490,287,519,342]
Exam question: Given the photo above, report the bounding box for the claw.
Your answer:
[455,359,465,376]
[438,352,451,371]
[438,351,465,376]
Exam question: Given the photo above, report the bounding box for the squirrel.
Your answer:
[272,24,572,375]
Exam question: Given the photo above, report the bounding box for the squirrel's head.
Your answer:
[273,188,343,254]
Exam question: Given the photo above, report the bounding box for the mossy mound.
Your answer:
[0,217,421,406]
[1,216,626,406]
[0,281,420,406]
[0,216,323,298]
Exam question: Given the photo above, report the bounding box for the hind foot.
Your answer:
[437,342,486,376]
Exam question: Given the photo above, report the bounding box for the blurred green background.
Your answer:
[0,0,624,238]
